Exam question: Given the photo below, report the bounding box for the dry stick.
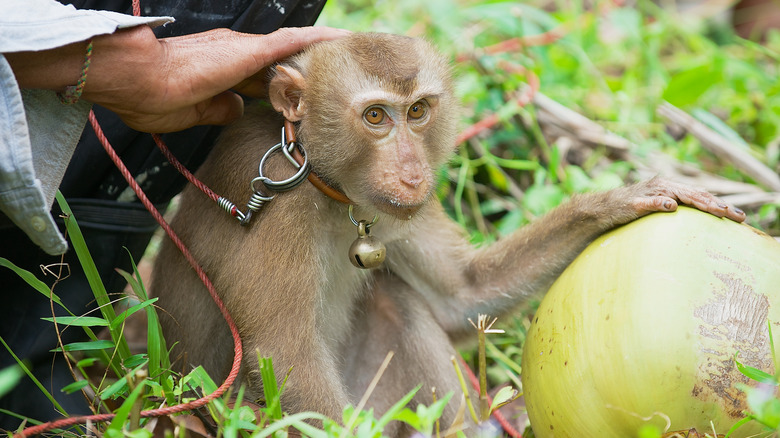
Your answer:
[535,92,768,207]
[636,152,766,197]
[533,92,632,156]
[657,102,780,192]
[719,192,780,209]
[341,351,394,437]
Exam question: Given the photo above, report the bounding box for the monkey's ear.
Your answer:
[269,65,307,122]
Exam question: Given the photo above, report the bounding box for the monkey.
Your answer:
[151,32,745,436]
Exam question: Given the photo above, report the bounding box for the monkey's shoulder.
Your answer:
[211,103,282,153]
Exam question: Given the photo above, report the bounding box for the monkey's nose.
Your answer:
[401,173,424,188]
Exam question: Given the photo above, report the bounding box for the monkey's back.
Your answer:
[151,106,291,381]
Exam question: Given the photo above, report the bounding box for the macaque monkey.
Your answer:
[151,33,745,435]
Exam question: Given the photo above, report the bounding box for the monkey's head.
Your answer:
[269,32,458,219]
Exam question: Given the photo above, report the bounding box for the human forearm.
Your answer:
[5,25,349,133]
[4,39,88,91]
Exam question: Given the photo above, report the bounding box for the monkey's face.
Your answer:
[270,33,458,220]
[342,92,445,218]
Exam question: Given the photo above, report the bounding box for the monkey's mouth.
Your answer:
[372,194,428,219]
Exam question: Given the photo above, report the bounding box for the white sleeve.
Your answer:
[0,0,173,255]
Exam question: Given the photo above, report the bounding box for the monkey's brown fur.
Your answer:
[152,33,744,436]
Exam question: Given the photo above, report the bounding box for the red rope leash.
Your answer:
[151,133,219,203]
[15,112,244,437]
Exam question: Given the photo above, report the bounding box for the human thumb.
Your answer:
[195,90,245,126]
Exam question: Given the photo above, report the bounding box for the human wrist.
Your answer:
[57,40,93,104]
[78,26,162,109]
[5,40,89,91]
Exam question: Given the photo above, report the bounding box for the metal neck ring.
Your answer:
[258,141,311,192]
[348,204,379,228]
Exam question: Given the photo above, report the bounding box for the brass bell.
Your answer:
[348,221,386,269]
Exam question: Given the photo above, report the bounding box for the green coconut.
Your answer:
[522,206,780,437]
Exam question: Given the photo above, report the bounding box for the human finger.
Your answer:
[192,90,245,127]
[118,91,244,133]
[158,27,349,110]
[247,26,352,67]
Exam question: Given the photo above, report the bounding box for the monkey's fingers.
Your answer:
[668,187,746,223]
[632,196,678,216]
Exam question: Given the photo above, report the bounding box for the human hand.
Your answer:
[7,25,350,133]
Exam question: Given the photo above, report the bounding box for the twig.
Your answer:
[533,92,632,156]
[718,192,780,209]
[657,102,780,191]
[635,152,766,196]
[343,351,394,435]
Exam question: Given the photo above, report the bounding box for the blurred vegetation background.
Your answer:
[316,0,780,244]
[315,0,780,419]
[15,2,780,435]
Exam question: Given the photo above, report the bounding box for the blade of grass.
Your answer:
[0,336,67,416]
[0,364,24,399]
[258,356,283,421]
[0,258,64,307]
[55,192,131,371]
[117,262,174,404]
[104,374,147,435]
[40,316,109,327]
[108,298,158,331]
[52,340,115,353]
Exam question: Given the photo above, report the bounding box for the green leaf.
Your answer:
[118,261,174,404]
[491,156,540,171]
[563,165,593,193]
[393,408,422,431]
[484,163,509,193]
[40,316,109,327]
[258,356,283,421]
[105,377,146,433]
[52,340,115,353]
[663,60,724,107]
[378,385,422,429]
[742,383,780,429]
[522,184,566,217]
[109,298,158,331]
[735,352,778,386]
[692,108,751,150]
[0,258,63,307]
[489,385,519,412]
[76,357,99,368]
[123,354,148,369]
[99,377,128,400]
[0,364,24,399]
[61,380,89,395]
[254,412,329,438]
[55,192,131,369]
[0,336,66,413]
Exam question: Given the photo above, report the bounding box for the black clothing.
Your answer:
[0,0,326,429]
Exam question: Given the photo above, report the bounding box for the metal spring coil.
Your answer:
[217,196,245,222]
[246,191,273,213]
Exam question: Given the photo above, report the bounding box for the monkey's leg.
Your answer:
[342,272,476,437]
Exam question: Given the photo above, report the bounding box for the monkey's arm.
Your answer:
[386,177,745,337]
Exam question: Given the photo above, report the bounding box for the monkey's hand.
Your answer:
[613,177,746,223]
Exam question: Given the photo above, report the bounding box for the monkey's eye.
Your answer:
[364,107,386,125]
[407,101,428,120]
